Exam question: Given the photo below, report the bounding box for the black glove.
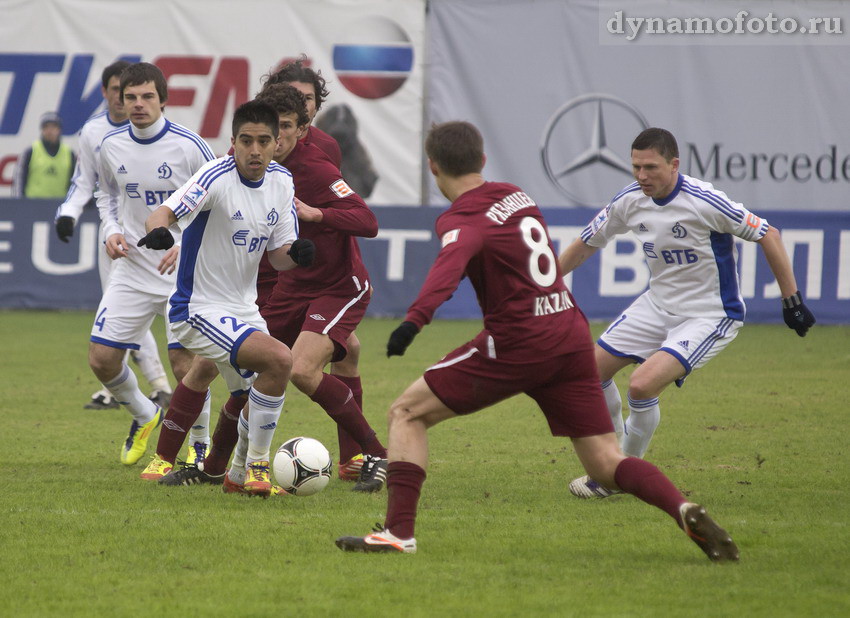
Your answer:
[288,238,315,267]
[782,290,815,337]
[137,227,175,250]
[387,321,419,357]
[55,216,75,243]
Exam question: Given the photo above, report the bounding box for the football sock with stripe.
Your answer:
[622,395,660,458]
[246,387,284,463]
[103,364,157,424]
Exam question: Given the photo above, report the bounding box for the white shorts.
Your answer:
[90,280,179,350]
[598,293,742,384]
[171,305,268,394]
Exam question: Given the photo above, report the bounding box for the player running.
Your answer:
[89,62,215,467]
[138,100,314,497]
[335,121,739,561]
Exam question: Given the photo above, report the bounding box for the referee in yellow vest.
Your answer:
[13,112,76,198]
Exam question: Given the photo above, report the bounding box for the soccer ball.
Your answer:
[273,437,333,496]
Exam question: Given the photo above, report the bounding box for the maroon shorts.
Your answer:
[423,333,614,438]
[262,286,370,362]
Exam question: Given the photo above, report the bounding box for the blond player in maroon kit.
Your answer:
[335,121,739,562]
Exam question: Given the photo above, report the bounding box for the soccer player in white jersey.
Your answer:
[54,60,173,412]
[138,100,314,497]
[89,62,216,467]
[559,128,815,499]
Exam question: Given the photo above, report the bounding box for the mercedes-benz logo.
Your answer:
[541,93,649,206]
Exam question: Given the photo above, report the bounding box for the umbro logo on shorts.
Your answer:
[309,314,326,321]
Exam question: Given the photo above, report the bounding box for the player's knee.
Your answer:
[88,345,118,379]
[627,374,659,400]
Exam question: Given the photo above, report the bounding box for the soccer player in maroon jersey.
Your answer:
[335,121,739,561]
[263,56,341,167]
[255,83,388,492]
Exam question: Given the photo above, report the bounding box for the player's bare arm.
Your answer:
[267,239,316,271]
[757,226,798,298]
[757,225,816,336]
[559,238,598,275]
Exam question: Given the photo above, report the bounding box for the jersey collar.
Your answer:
[129,116,169,144]
[652,173,683,206]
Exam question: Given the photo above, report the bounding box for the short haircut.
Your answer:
[631,128,679,161]
[120,62,168,103]
[232,100,280,139]
[263,56,330,112]
[101,60,131,88]
[425,121,485,177]
[255,83,310,128]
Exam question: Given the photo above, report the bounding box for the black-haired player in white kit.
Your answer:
[140,100,314,497]
[559,128,815,499]
[89,62,215,468]
[55,60,173,412]
[335,121,739,562]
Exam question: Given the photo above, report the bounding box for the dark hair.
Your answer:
[631,128,679,161]
[255,83,310,128]
[101,60,131,89]
[425,121,485,177]
[263,56,330,112]
[232,100,280,138]
[120,62,168,103]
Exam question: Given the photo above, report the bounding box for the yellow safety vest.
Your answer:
[24,139,73,198]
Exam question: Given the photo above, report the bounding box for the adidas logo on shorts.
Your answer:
[678,340,690,350]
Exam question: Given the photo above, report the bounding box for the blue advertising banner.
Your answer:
[1,199,848,324]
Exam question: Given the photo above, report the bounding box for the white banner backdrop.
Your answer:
[427,0,850,211]
[0,0,425,204]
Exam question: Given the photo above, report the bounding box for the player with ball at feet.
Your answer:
[335,121,738,561]
[139,100,314,497]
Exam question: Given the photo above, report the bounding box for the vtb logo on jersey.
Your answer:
[158,162,173,179]
[672,222,688,238]
[125,183,141,199]
[266,208,279,226]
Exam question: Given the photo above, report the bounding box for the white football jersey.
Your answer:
[57,110,129,221]
[97,116,216,295]
[581,173,769,319]
[163,156,298,320]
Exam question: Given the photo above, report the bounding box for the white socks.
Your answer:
[622,395,661,458]
[246,388,284,463]
[188,389,211,446]
[601,379,625,439]
[229,412,250,484]
[103,364,157,424]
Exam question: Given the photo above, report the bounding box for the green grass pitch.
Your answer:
[0,311,847,616]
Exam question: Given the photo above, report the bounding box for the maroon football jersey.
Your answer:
[405,182,589,361]
[266,139,376,297]
[304,125,342,169]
